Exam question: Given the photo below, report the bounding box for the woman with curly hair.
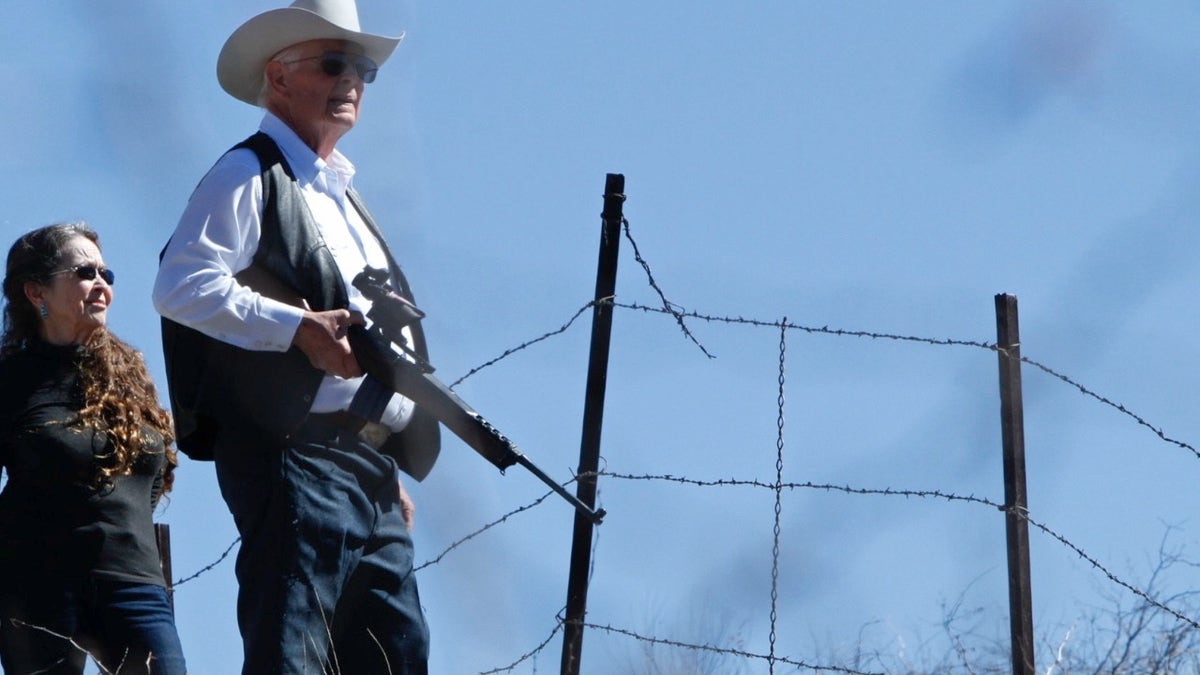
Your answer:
[0,223,186,674]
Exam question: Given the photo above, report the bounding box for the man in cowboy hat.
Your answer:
[153,1,439,672]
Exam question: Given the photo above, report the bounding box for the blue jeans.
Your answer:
[216,426,429,674]
[0,578,186,675]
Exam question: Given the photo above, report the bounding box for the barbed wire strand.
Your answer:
[147,471,1200,673]
[173,536,239,588]
[600,471,1000,500]
[582,621,884,674]
[1022,512,1200,631]
[616,301,1200,461]
[448,301,596,389]
[416,490,555,572]
[620,216,714,359]
[479,617,565,674]
[598,470,1200,631]
[1016,355,1200,460]
[443,292,1196,473]
[616,301,997,349]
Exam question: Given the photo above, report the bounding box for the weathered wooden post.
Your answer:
[995,293,1035,674]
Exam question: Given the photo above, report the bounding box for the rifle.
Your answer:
[347,267,606,524]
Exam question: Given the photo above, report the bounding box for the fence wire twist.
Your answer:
[769,319,786,673]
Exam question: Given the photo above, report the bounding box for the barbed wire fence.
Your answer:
[163,212,1200,674]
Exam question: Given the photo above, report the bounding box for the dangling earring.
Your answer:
[39,303,48,319]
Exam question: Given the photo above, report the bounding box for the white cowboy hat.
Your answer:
[217,0,404,106]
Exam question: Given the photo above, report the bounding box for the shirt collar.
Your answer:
[259,112,357,190]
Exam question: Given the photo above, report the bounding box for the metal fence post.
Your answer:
[561,173,624,674]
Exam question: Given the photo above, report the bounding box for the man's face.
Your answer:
[270,39,371,151]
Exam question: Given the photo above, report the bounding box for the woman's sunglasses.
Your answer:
[283,52,379,83]
[51,265,115,285]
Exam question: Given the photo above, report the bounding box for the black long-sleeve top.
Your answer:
[0,338,166,586]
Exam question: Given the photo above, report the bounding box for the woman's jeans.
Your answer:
[0,577,186,674]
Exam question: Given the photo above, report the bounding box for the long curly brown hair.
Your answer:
[2,222,178,492]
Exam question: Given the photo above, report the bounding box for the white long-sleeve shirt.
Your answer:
[153,112,414,431]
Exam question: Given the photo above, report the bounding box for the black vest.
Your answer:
[160,133,440,479]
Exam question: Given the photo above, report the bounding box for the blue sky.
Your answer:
[5,1,1200,672]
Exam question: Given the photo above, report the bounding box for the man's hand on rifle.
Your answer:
[294,309,366,378]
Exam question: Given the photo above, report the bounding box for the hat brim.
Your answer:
[217,7,403,106]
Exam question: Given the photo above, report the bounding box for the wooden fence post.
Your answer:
[155,522,173,609]
[995,293,1035,674]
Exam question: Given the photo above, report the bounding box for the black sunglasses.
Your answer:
[285,52,378,83]
[51,264,115,285]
